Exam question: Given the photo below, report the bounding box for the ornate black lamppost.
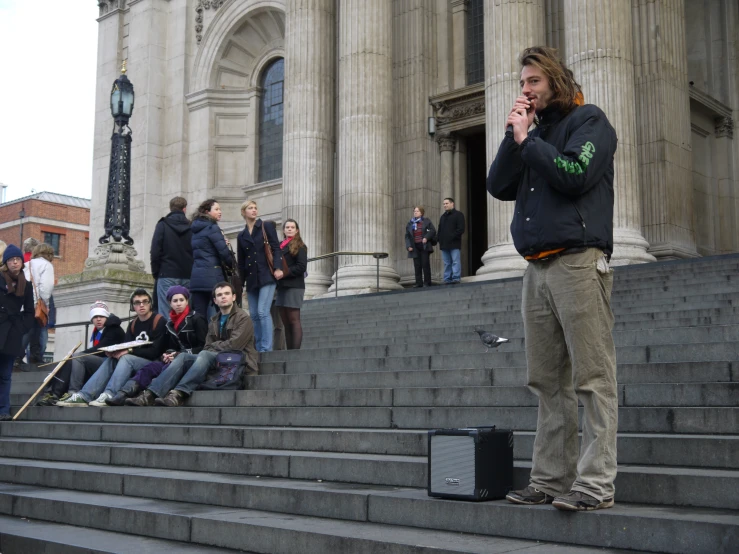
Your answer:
[99,60,135,245]
[18,206,25,244]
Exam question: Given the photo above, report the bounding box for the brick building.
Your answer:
[0,192,91,279]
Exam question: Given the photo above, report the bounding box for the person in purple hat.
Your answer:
[0,245,35,420]
[105,285,208,405]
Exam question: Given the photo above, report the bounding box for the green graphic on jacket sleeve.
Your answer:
[553,142,595,175]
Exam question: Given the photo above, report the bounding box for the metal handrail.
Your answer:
[52,315,136,346]
[307,251,389,297]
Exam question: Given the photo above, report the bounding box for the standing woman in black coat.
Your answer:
[0,245,35,420]
[405,206,436,287]
[275,219,308,350]
[189,199,233,319]
[237,200,282,352]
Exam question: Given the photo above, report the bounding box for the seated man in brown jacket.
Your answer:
[127,281,258,406]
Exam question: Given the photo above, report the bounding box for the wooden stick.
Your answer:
[13,342,82,421]
[37,349,102,368]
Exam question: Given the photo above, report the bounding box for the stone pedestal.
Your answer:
[331,0,401,294]
[475,0,545,280]
[53,243,152,357]
[565,0,655,266]
[282,0,336,298]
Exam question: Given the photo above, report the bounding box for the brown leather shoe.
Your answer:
[125,390,156,407]
[155,390,185,407]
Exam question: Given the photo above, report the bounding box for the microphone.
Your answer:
[506,124,514,137]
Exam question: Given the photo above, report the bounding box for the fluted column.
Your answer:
[476,0,546,279]
[632,0,698,259]
[437,133,457,205]
[332,0,401,293]
[565,0,655,264]
[282,0,336,297]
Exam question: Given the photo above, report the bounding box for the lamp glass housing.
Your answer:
[110,75,135,119]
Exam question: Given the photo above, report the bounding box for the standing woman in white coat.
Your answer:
[22,242,55,364]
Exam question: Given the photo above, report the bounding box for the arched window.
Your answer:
[258,58,284,182]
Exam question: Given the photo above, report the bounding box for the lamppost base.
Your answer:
[83,242,146,273]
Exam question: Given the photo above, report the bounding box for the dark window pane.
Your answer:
[43,232,61,256]
[466,0,485,85]
[258,58,285,182]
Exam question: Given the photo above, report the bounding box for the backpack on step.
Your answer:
[198,351,246,390]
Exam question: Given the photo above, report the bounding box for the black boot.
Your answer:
[106,383,140,406]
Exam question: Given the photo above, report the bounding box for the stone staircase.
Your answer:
[1,254,738,553]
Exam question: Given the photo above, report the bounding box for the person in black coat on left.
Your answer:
[0,245,35,420]
[405,206,437,287]
[237,200,282,352]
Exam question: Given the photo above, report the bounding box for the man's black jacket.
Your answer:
[437,209,465,250]
[83,314,125,356]
[150,211,193,279]
[487,104,617,257]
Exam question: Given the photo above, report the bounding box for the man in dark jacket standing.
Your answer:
[488,46,618,512]
[150,196,193,316]
[437,198,465,284]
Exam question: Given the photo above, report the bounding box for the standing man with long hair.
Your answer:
[487,46,618,512]
[275,219,307,349]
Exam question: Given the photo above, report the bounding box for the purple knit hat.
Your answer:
[166,285,191,302]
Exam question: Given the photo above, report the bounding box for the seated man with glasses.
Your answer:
[58,288,168,407]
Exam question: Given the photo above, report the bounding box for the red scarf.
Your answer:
[169,305,190,331]
[280,237,293,249]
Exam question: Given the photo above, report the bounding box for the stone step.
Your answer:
[260,342,737,374]
[0,514,242,554]
[302,314,739,348]
[0,441,736,510]
[301,293,739,329]
[265,324,739,363]
[2,421,736,469]
[12,405,739,434]
[20,381,734,409]
[0,483,659,554]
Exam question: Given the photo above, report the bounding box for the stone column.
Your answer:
[632,0,698,259]
[437,133,457,204]
[333,0,401,293]
[282,0,336,297]
[476,0,545,280]
[565,0,654,264]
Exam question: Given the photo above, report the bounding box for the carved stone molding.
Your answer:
[98,0,124,17]
[196,0,227,45]
[84,242,146,273]
[715,117,734,139]
[436,133,457,152]
[429,83,485,132]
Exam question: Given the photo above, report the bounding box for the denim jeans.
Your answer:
[104,355,152,396]
[22,321,48,362]
[50,353,104,397]
[247,283,276,352]
[174,350,218,396]
[0,353,14,415]
[191,291,217,320]
[441,248,461,283]
[148,353,198,398]
[78,357,117,401]
[157,278,190,317]
[522,248,617,502]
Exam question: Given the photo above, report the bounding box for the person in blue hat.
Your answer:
[0,245,35,420]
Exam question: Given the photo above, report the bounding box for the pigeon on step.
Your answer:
[475,328,509,352]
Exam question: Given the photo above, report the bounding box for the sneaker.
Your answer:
[57,393,89,407]
[36,393,59,407]
[0,414,12,421]
[58,392,72,402]
[552,491,614,512]
[125,390,156,407]
[155,390,185,407]
[506,485,555,505]
[89,392,113,407]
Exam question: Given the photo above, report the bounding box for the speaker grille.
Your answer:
[429,435,476,496]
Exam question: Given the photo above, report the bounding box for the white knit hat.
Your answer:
[89,301,110,321]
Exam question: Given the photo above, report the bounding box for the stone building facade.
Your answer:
[91,0,739,296]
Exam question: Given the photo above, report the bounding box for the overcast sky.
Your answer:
[0,1,98,203]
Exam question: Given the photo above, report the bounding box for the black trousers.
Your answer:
[413,243,432,286]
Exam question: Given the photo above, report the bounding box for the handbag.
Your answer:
[262,223,289,274]
[29,266,49,327]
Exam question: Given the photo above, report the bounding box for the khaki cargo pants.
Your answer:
[522,247,618,501]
